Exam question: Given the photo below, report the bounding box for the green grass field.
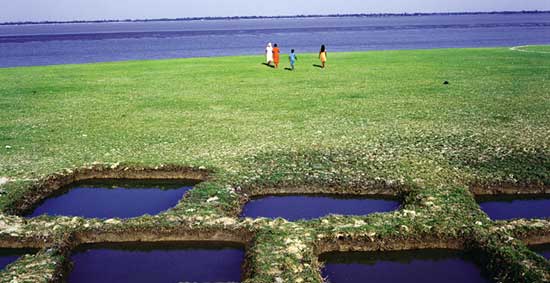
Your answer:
[1,47,548,184]
[0,47,549,282]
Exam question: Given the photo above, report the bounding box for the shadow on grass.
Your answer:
[421,135,550,187]
[261,63,275,69]
[464,150,549,187]
[312,64,324,68]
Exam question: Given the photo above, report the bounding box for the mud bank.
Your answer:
[315,235,465,255]
[241,185,402,198]
[470,184,550,196]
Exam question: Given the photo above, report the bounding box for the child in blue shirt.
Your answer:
[289,49,298,70]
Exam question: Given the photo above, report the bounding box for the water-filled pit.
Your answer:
[320,249,492,283]
[27,179,198,219]
[241,195,399,221]
[0,249,36,270]
[68,242,245,283]
[531,244,550,260]
[477,195,550,220]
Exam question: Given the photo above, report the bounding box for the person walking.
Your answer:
[319,44,327,68]
[289,49,298,70]
[265,43,273,66]
[272,43,280,68]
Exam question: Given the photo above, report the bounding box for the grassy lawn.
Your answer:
[0,47,549,282]
[1,47,548,185]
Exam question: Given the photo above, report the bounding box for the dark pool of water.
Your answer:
[531,244,550,260]
[28,179,197,219]
[477,195,550,220]
[69,242,244,283]
[320,249,492,283]
[241,195,399,221]
[0,249,36,270]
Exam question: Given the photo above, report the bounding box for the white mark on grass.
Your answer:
[510,45,550,54]
[0,177,8,186]
[105,219,121,225]
[206,196,219,203]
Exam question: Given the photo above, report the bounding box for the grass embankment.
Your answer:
[0,47,549,282]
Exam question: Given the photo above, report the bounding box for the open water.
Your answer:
[1,13,549,67]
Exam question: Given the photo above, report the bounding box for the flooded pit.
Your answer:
[477,195,550,220]
[241,195,399,221]
[69,242,245,283]
[531,244,550,260]
[320,249,492,283]
[0,249,36,270]
[28,179,198,219]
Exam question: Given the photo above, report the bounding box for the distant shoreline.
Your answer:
[1,10,549,26]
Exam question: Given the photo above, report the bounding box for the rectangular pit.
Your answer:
[69,241,245,283]
[27,179,199,219]
[476,195,550,220]
[241,195,399,221]
[320,249,492,283]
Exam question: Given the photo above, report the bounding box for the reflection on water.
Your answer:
[531,244,550,260]
[69,242,244,283]
[0,249,36,270]
[477,195,550,220]
[28,179,197,219]
[241,195,399,221]
[320,249,492,283]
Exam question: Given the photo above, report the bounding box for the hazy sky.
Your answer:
[2,0,550,22]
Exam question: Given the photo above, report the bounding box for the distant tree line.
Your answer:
[1,10,548,26]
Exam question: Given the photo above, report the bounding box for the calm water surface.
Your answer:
[241,195,399,221]
[0,249,35,270]
[28,179,196,219]
[532,244,550,260]
[69,242,244,283]
[320,249,492,283]
[477,195,550,220]
[1,13,549,67]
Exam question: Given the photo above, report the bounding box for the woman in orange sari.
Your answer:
[272,43,280,68]
[319,44,327,68]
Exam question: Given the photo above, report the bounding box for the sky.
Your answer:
[2,0,550,22]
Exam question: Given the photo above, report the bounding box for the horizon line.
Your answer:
[1,10,549,26]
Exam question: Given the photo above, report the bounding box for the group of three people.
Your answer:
[265,43,327,70]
